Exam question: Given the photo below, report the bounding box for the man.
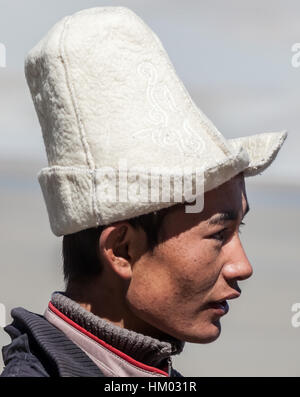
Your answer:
[1,7,287,377]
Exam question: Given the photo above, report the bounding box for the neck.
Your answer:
[66,278,171,341]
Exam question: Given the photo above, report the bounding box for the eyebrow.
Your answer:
[208,202,250,226]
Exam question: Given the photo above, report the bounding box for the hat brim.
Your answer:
[228,130,287,177]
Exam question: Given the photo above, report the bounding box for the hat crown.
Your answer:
[25,6,238,172]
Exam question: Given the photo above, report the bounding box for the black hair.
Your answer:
[62,208,169,286]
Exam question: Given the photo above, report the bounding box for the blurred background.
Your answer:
[0,0,299,376]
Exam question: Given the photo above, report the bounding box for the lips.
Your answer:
[206,291,241,316]
[207,292,240,315]
[209,300,229,314]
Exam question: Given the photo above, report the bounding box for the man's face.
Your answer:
[125,173,252,343]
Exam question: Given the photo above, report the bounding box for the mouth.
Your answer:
[206,292,240,316]
[207,300,229,316]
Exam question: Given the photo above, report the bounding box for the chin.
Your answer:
[180,320,221,344]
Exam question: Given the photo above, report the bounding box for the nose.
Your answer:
[222,236,253,281]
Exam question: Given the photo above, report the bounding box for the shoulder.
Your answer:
[1,306,103,377]
[1,332,49,377]
[1,307,58,377]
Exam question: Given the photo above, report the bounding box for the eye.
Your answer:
[210,228,227,242]
[210,222,246,243]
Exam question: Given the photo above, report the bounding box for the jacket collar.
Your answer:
[44,302,169,377]
[50,291,184,368]
[6,307,103,377]
[4,306,183,377]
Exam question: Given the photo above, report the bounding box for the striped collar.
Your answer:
[44,302,170,377]
[50,291,184,369]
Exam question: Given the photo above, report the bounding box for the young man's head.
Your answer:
[24,7,286,346]
[63,171,252,344]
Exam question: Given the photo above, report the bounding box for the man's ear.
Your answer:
[98,222,146,280]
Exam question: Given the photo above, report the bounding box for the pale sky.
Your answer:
[0,0,299,184]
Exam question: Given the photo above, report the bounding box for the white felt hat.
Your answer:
[24,7,287,236]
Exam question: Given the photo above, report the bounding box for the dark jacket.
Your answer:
[1,308,182,377]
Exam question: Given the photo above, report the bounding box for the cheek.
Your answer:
[169,237,222,297]
[125,236,225,341]
[128,235,222,311]
[126,254,173,311]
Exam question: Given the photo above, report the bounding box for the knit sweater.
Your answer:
[50,291,185,369]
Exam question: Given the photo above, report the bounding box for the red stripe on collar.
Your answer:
[48,302,169,377]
